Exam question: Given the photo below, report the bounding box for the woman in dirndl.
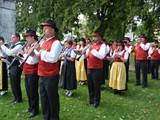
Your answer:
[0,37,8,96]
[75,38,87,85]
[109,40,129,95]
[60,40,77,97]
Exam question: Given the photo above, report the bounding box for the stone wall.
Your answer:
[0,0,16,41]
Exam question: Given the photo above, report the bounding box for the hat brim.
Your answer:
[92,33,102,37]
[41,23,59,32]
[25,33,38,37]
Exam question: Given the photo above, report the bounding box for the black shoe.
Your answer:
[86,101,94,106]
[142,85,147,88]
[134,83,140,86]
[28,113,38,118]
[12,100,22,105]
[12,101,18,105]
[94,103,99,108]
[118,91,124,96]
[152,77,155,79]
[10,99,16,103]
[25,109,32,113]
[114,90,118,94]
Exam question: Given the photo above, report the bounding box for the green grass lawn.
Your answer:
[0,72,160,120]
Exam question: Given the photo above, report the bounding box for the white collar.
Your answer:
[46,36,55,41]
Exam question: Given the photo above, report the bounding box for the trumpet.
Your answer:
[76,40,94,61]
[152,45,160,50]
[7,41,28,69]
[18,34,45,68]
[130,40,140,53]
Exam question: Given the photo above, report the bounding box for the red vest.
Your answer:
[23,63,38,74]
[87,41,103,69]
[23,46,38,74]
[72,44,77,49]
[125,44,130,48]
[151,48,160,60]
[136,43,148,60]
[38,38,59,76]
[114,50,125,62]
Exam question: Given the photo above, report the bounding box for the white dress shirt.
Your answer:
[23,43,39,65]
[125,45,132,54]
[70,50,76,58]
[148,47,160,55]
[86,43,108,59]
[112,50,129,60]
[35,37,62,63]
[140,42,150,51]
[1,41,23,56]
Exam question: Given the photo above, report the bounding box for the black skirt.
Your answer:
[60,60,77,90]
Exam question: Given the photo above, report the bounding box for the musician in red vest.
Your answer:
[135,34,150,88]
[34,20,62,120]
[148,40,160,80]
[20,30,39,118]
[85,31,107,108]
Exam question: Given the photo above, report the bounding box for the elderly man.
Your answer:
[85,31,108,108]
[34,20,62,120]
[134,34,150,88]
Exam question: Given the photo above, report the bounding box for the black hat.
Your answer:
[154,40,158,44]
[25,30,38,37]
[92,30,103,37]
[0,37,4,42]
[140,34,146,39]
[79,38,86,44]
[117,39,124,46]
[124,37,131,42]
[41,20,59,32]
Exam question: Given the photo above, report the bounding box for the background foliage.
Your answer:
[16,0,160,41]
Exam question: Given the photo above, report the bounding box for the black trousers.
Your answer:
[40,75,59,120]
[25,73,39,114]
[125,58,130,82]
[1,62,8,91]
[101,60,109,85]
[9,66,22,101]
[150,60,160,79]
[135,60,148,87]
[87,69,102,105]
[147,59,151,73]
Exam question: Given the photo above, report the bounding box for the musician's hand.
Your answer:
[34,44,41,52]
[62,54,66,58]
[83,50,86,54]
[118,55,121,58]
[0,41,4,47]
[18,50,25,55]
[89,46,92,51]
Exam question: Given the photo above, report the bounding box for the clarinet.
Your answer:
[7,41,28,69]
[18,34,45,68]
[76,41,94,61]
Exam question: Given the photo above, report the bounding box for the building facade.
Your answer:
[0,0,16,41]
